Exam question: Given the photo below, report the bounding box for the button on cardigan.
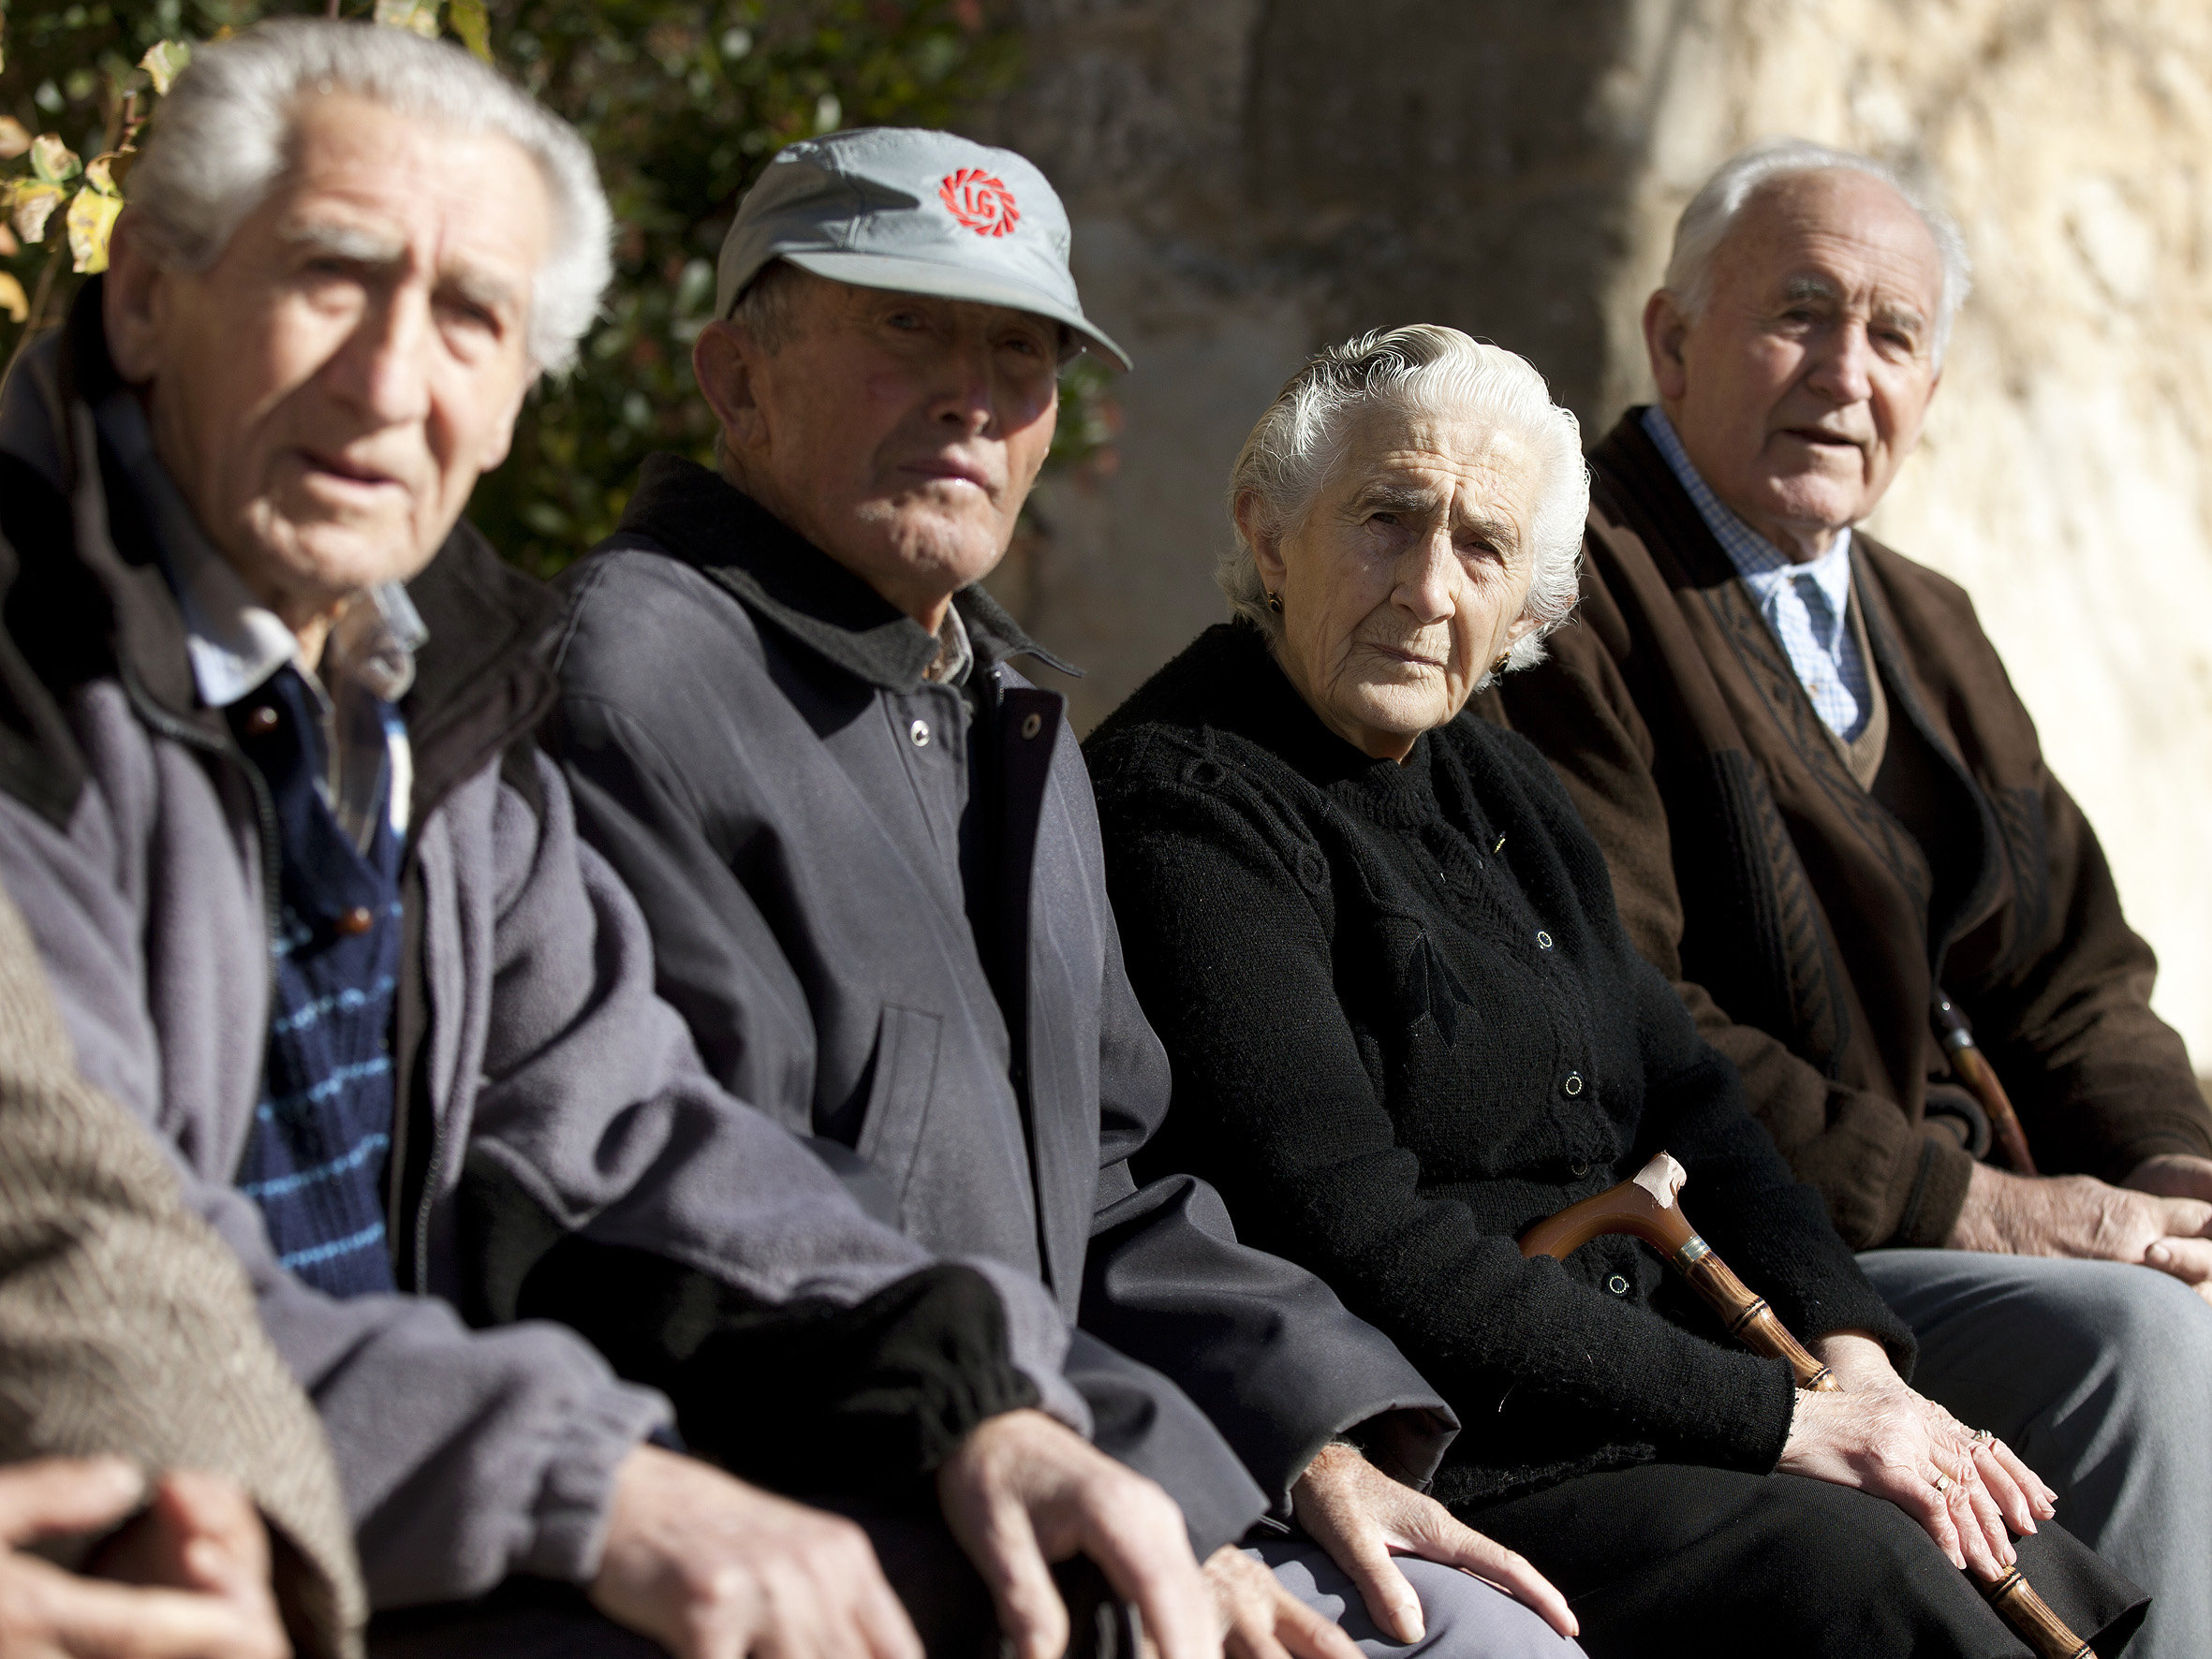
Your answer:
[1086,621,1911,1511]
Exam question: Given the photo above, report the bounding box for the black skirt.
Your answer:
[1467,1462,2147,1657]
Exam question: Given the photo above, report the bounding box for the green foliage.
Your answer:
[475,0,1024,573]
[0,0,1125,580]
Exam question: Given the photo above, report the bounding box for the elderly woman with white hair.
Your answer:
[1084,326,2146,1655]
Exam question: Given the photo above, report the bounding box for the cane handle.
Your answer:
[1932,992,2038,1175]
[1520,1153,2094,1659]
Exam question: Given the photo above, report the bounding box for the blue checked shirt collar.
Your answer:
[1641,406,1869,741]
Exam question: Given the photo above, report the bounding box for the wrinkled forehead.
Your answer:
[1723,168,1944,309]
[1322,399,1537,508]
[261,94,552,282]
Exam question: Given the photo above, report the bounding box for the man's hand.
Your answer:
[936,1408,1217,1659]
[1288,1444,1577,1644]
[1782,1334,2057,1580]
[2126,1152,2212,1204]
[1946,1161,2212,1299]
[0,1456,288,1659]
[1201,1545,1359,1659]
[590,1444,922,1659]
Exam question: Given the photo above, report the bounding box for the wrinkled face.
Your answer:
[1248,402,1542,761]
[105,94,549,627]
[1650,168,1945,557]
[695,272,1060,624]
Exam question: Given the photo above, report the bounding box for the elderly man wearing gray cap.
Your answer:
[541,129,1580,1659]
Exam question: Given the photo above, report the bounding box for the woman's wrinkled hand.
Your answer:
[1777,1333,2057,1580]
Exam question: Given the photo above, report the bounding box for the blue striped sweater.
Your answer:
[231,668,402,1299]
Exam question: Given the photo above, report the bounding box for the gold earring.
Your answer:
[1490,652,1512,676]
[1266,590,1284,616]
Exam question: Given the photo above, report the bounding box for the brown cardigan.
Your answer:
[1477,410,2212,1249]
[0,884,363,1659]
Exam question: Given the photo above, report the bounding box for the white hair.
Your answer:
[1222,325,1588,680]
[1664,139,1973,364]
[126,19,611,374]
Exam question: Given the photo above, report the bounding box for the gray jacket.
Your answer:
[546,455,1460,1551]
[0,297,1083,1608]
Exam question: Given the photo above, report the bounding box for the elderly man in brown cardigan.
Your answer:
[1477,138,2212,1658]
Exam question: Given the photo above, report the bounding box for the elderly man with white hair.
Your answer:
[0,22,1295,1659]
[1480,138,2212,1655]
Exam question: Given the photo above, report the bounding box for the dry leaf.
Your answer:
[9,180,66,243]
[449,0,493,61]
[66,185,122,273]
[140,40,192,98]
[374,0,443,39]
[0,117,30,161]
[0,223,17,257]
[30,134,81,185]
[0,272,26,325]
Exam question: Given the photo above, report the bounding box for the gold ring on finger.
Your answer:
[1931,1472,1953,1493]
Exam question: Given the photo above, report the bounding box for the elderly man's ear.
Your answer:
[101,212,175,387]
[1641,288,1695,404]
[694,319,771,456]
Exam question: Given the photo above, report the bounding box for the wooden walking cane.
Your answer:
[1521,1153,2092,1659]
[1932,992,2039,1175]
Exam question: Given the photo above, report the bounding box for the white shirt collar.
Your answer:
[923,602,974,688]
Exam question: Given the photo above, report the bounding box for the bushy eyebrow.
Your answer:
[282,219,524,316]
[1777,272,1927,336]
[445,265,524,316]
[1779,273,1842,305]
[1870,298,1927,335]
[284,219,406,265]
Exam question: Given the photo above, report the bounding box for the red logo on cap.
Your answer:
[939,169,1020,237]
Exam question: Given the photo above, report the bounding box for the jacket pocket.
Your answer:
[853,1004,945,1217]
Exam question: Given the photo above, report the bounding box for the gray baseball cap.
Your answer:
[714,127,1130,371]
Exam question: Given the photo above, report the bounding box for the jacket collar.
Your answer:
[612,450,1076,693]
[1586,407,1750,598]
[0,280,561,828]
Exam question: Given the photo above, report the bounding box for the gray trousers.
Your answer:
[370,1533,1585,1658]
[1248,1536,1585,1658]
[1859,1248,2212,1659]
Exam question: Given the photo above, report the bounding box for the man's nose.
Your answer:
[329,289,434,427]
[1394,532,1456,624]
[1804,320,1876,405]
[928,339,999,435]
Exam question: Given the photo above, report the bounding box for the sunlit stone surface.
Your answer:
[986,0,2212,1063]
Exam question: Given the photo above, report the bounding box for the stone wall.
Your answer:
[981,0,2212,1063]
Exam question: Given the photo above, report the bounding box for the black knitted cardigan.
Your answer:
[1084,622,1913,1512]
